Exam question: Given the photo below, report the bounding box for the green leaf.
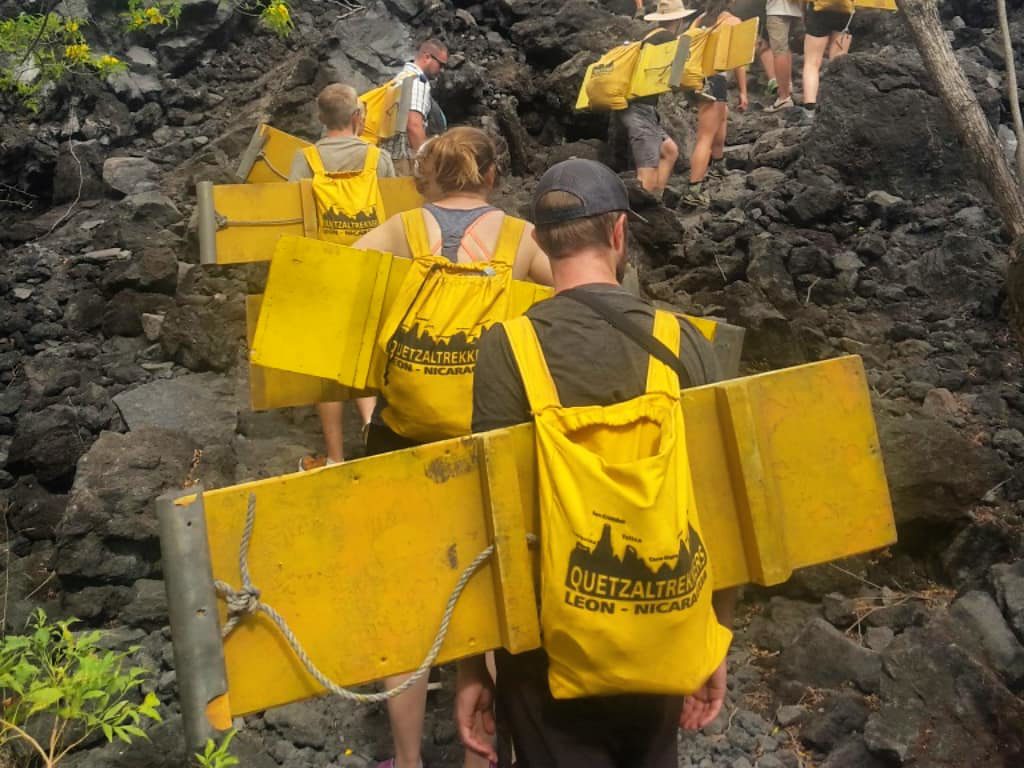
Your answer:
[25,686,63,713]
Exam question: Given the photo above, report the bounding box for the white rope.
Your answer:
[214,493,533,703]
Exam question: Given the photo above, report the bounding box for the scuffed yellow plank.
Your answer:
[198,355,895,716]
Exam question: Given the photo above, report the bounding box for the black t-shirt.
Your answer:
[472,283,721,434]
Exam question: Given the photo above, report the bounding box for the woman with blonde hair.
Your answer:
[356,125,551,768]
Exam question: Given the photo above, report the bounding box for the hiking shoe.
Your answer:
[679,187,710,209]
[764,96,794,113]
[765,78,778,97]
[707,159,728,178]
[298,454,340,472]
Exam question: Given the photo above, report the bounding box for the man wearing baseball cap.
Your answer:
[616,0,698,199]
[454,158,736,767]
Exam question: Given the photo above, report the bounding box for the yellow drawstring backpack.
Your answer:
[502,308,732,699]
[812,0,855,12]
[374,210,527,442]
[583,30,663,111]
[302,145,386,245]
[680,21,717,90]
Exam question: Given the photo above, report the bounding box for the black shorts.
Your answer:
[494,649,684,768]
[365,422,420,456]
[687,73,728,105]
[805,7,853,37]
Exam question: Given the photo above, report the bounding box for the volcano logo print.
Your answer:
[563,518,708,616]
[385,320,484,378]
[321,205,380,238]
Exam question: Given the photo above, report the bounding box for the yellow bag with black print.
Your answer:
[583,30,663,111]
[813,0,855,12]
[303,145,386,245]
[502,310,732,699]
[374,209,527,442]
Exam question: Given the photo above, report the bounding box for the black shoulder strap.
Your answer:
[562,290,694,389]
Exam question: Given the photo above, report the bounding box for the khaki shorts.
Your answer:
[766,15,796,55]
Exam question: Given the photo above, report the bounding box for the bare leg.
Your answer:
[636,167,659,194]
[802,34,830,105]
[385,673,429,768]
[760,42,776,82]
[655,136,678,193]
[735,67,749,111]
[711,103,728,161]
[318,401,345,463]
[689,102,720,183]
[775,51,793,100]
[355,396,376,428]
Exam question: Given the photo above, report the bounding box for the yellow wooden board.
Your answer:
[246,295,371,410]
[854,0,897,9]
[197,178,424,265]
[250,236,554,391]
[576,20,758,111]
[709,17,760,73]
[237,124,311,184]
[628,36,689,100]
[188,354,894,716]
[241,238,731,410]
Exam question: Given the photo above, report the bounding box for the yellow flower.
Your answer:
[344,749,353,756]
[98,55,120,67]
[270,2,290,23]
[65,20,80,34]
[64,43,90,64]
[145,6,166,25]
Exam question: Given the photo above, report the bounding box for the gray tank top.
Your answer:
[423,203,498,262]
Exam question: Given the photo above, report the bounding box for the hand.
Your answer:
[455,659,497,763]
[737,93,749,112]
[680,659,727,731]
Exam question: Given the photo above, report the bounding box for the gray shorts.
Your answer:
[615,103,667,169]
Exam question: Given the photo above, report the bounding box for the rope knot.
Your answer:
[225,585,261,617]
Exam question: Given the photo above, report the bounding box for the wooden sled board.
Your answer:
[196,178,424,265]
[248,236,740,396]
[236,124,311,184]
[708,17,760,74]
[245,295,372,410]
[854,0,897,9]
[163,354,895,717]
[575,19,759,111]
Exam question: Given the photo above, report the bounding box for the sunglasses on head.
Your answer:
[428,53,447,68]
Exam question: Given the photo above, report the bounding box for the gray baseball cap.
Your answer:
[532,158,646,226]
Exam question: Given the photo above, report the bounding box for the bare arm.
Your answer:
[352,213,410,258]
[515,223,554,286]
[407,110,428,152]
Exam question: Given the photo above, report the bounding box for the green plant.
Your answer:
[0,13,125,111]
[255,0,295,38]
[194,730,240,768]
[121,0,183,31]
[0,610,162,767]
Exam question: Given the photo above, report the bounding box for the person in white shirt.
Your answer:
[382,39,449,176]
[763,0,804,111]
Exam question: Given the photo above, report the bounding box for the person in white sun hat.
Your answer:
[614,0,698,199]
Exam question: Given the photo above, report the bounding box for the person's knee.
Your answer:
[662,138,678,162]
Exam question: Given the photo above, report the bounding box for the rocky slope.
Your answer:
[2,0,1024,766]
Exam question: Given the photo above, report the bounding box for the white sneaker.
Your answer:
[765,96,795,113]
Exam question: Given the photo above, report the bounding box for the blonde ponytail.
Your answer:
[415,127,496,197]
